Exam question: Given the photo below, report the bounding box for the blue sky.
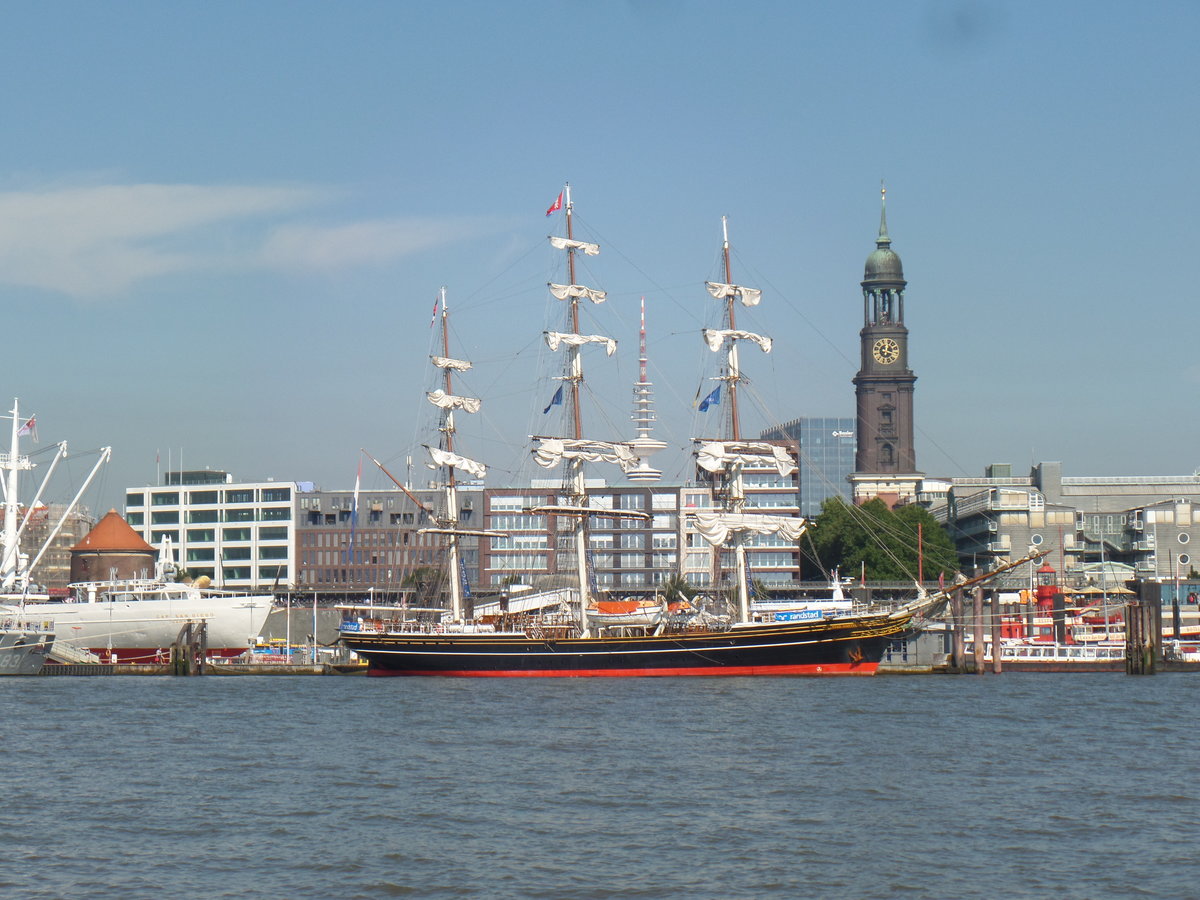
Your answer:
[0,1,1197,510]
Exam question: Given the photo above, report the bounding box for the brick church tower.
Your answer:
[849,188,923,507]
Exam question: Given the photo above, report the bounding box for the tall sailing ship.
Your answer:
[341,187,921,676]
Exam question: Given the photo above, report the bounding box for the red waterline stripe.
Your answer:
[368,662,879,677]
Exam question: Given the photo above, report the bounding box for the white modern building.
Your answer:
[125,472,298,589]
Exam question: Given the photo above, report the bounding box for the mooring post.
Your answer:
[950,586,965,672]
[972,583,985,675]
[990,590,1003,674]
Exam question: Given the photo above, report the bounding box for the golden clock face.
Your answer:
[872,338,899,365]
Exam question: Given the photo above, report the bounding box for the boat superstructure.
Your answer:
[0,613,54,674]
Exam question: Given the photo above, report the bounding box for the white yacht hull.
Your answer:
[17,592,273,663]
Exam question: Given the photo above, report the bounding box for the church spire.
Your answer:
[877,182,891,248]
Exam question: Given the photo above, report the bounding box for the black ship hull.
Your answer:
[342,615,909,677]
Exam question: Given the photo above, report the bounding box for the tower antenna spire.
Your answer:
[878,181,891,247]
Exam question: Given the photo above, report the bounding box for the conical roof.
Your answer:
[72,509,155,553]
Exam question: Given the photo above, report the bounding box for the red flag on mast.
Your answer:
[545,191,563,216]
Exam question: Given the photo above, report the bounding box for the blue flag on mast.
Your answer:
[542,384,564,414]
[698,386,721,412]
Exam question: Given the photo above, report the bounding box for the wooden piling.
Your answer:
[950,587,965,671]
[1126,582,1162,675]
[990,591,1003,674]
[972,584,985,675]
[169,621,208,676]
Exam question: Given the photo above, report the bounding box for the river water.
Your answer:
[2,673,1194,899]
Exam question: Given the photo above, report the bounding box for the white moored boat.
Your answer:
[32,577,274,664]
[0,400,274,664]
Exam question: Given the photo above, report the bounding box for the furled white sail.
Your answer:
[548,283,608,304]
[693,512,807,547]
[427,446,487,479]
[695,441,798,477]
[705,281,762,307]
[431,355,472,372]
[533,438,640,473]
[426,389,481,414]
[549,235,601,256]
[545,331,617,356]
[702,328,773,354]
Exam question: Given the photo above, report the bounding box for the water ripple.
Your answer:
[2,673,1198,898]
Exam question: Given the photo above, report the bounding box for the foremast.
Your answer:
[536,185,642,637]
[421,288,494,622]
[0,400,32,589]
[696,219,802,623]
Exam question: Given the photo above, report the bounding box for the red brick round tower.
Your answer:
[69,509,156,584]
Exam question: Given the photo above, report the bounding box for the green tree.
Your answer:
[658,574,698,603]
[807,497,958,583]
[402,566,444,602]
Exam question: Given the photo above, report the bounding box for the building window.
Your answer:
[187,528,215,542]
[125,493,143,508]
[151,530,179,544]
[222,547,252,561]
[151,492,179,506]
[262,487,291,502]
[127,512,144,526]
[187,548,215,562]
[259,546,288,560]
[222,566,251,580]
[260,526,288,541]
[223,527,252,541]
[225,509,255,522]
[150,511,179,525]
[189,509,219,524]
[224,489,254,504]
[189,490,219,504]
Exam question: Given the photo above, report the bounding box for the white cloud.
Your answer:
[0,183,321,297]
[259,218,494,270]
[0,182,495,299]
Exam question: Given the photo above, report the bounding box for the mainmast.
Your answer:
[564,186,589,624]
[538,184,642,636]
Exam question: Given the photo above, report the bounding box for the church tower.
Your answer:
[849,187,922,507]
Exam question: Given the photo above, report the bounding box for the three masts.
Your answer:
[341,186,924,675]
